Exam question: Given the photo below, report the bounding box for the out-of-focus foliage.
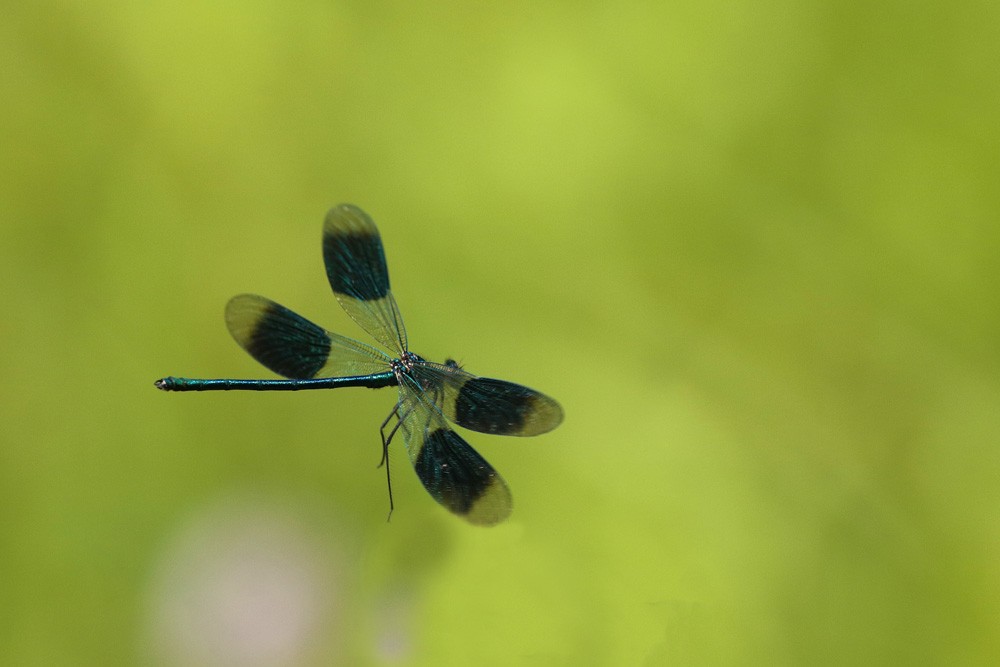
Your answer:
[2,1,997,664]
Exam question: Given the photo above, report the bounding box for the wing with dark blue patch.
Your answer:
[323,204,407,354]
[413,361,564,436]
[395,375,512,525]
[226,294,391,379]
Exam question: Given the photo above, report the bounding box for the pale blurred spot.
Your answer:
[142,496,351,666]
[373,590,413,663]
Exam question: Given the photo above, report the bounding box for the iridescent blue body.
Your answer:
[155,374,395,391]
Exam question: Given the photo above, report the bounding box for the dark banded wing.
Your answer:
[323,205,408,355]
[396,375,512,525]
[412,361,564,436]
[225,294,392,378]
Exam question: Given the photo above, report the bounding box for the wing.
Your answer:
[412,361,564,436]
[396,375,512,525]
[323,204,408,355]
[225,294,391,378]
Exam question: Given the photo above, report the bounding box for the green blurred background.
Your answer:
[3,1,998,664]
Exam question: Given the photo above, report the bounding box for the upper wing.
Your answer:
[225,294,391,378]
[413,361,564,436]
[395,375,512,525]
[322,204,408,355]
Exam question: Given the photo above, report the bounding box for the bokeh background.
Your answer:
[3,2,998,665]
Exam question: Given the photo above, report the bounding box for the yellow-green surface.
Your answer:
[3,2,998,665]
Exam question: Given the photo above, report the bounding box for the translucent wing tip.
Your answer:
[462,476,513,526]
[522,394,564,435]
[325,204,375,234]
